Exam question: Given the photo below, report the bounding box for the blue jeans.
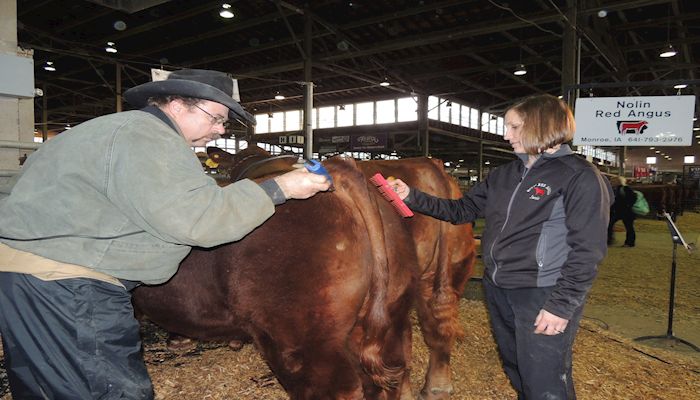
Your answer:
[483,278,583,400]
[0,272,153,399]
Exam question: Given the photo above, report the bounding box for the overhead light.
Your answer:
[649,147,655,149]
[446,101,452,108]
[274,92,285,100]
[693,127,699,131]
[338,104,345,111]
[105,41,117,53]
[659,44,677,58]
[379,78,390,87]
[219,3,234,19]
[674,83,687,89]
[44,61,56,71]
[65,124,71,130]
[267,112,273,119]
[513,64,527,76]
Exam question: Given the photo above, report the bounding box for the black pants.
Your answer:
[607,213,635,246]
[0,272,153,399]
[483,279,583,400]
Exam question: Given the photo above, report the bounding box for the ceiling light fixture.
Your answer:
[105,42,117,53]
[220,3,234,19]
[674,83,687,89]
[446,101,452,108]
[659,44,677,58]
[274,91,285,100]
[379,78,390,87]
[659,7,677,58]
[44,61,56,71]
[513,64,527,76]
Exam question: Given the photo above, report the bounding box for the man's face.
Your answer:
[177,99,229,146]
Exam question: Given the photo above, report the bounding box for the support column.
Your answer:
[417,94,428,156]
[116,62,122,112]
[0,0,35,185]
[302,8,313,159]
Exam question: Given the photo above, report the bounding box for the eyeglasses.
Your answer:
[193,104,230,128]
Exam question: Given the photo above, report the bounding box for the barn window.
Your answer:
[355,102,374,125]
[397,97,417,122]
[285,110,301,131]
[376,99,396,124]
[337,104,354,127]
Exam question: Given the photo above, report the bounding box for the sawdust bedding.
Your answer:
[8,299,695,400]
[2,214,699,399]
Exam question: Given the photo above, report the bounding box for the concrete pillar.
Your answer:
[0,0,35,185]
[417,94,428,156]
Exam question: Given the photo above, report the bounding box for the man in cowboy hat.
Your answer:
[0,69,330,399]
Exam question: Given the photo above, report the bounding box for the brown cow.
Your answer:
[359,159,476,399]
[133,154,414,399]
[133,148,476,399]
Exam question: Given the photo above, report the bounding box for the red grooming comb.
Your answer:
[369,173,414,218]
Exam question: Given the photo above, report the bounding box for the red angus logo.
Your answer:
[526,183,552,200]
[617,120,649,135]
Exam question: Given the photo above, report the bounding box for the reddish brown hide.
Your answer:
[359,159,476,399]
[133,153,414,399]
[133,149,476,400]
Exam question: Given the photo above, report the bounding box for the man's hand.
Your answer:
[274,168,331,200]
[386,177,410,200]
[533,309,569,335]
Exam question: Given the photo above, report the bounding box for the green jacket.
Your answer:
[0,109,276,284]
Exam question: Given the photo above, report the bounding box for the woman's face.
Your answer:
[504,109,525,154]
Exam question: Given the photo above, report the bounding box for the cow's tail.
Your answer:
[430,223,466,340]
[428,160,474,341]
[334,158,402,389]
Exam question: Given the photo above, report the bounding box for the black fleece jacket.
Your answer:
[405,145,613,319]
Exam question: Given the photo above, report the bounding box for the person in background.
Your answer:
[389,94,612,400]
[607,175,637,247]
[0,69,330,399]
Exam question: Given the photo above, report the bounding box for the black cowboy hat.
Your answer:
[123,69,255,126]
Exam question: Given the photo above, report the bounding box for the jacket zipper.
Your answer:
[490,167,530,285]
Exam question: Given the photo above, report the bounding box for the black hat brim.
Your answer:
[123,79,255,126]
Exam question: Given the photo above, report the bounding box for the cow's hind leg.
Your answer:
[415,284,460,400]
[253,331,365,400]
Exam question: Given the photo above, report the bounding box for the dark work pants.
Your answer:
[483,279,583,400]
[607,213,636,246]
[0,272,153,399]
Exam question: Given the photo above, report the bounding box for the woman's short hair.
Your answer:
[507,94,575,155]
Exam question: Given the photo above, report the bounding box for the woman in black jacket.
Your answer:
[389,94,612,400]
[607,176,637,247]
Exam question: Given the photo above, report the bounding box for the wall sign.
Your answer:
[573,96,695,146]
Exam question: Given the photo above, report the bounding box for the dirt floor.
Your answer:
[1,213,699,399]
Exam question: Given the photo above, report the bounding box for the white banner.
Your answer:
[573,95,696,146]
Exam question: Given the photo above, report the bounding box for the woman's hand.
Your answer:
[386,177,410,200]
[533,309,569,335]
